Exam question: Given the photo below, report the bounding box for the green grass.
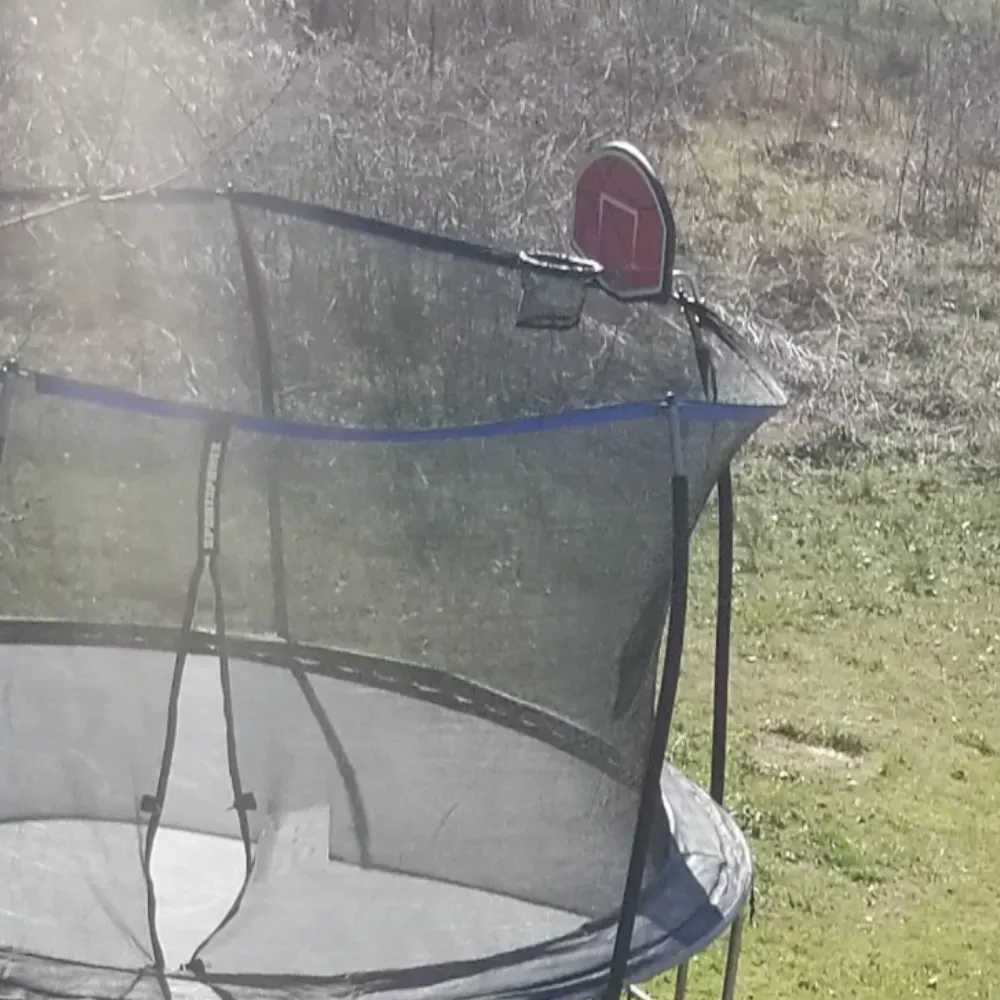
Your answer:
[650,455,1000,999]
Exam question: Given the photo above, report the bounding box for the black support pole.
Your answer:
[602,395,691,1000]
[681,294,735,808]
[227,195,374,868]
[710,466,735,805]
[673,294,738,1000]
[229,196,291,638]
[0,359,22,472]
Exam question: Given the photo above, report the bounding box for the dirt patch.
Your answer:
[755,731,863,773]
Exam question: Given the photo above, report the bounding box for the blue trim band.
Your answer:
[20,370,779,443]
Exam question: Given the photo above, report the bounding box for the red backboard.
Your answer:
[570,141,676,302]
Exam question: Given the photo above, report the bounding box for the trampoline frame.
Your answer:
[0,182,762,1000]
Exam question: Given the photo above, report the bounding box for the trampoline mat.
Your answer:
[0,643,752,1000]
[0,769,750,1000]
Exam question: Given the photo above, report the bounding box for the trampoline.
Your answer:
[0,141,785,1000]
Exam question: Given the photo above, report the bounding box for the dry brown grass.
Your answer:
[0,0,998,460]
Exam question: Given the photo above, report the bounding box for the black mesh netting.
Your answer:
[0,195,783,1000]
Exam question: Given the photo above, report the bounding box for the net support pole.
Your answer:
[227,198,374,865]
[674,300,742,1000]
[720,907,747,1000]
[673,962,688,999]
[710,466,735,804]
[681,297,735,808]
[229,195,291,637]
[711,467,746,1000]
[674,464,738,1000]
[0,360,18,470]
[0,362,20,638]
[602,393,690,1000]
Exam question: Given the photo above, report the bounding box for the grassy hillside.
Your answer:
[0,1,998,998]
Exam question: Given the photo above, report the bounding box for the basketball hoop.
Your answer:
[570,141,677,303]
[515,250,604,331]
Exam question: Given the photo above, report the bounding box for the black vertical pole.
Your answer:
[227,199,375,863]
[674,297,739,1000]
[710,467,735,805]
[229,196,291,638]
[603,394,690,1000]
[682,298,735,808]
[0,360,19,471]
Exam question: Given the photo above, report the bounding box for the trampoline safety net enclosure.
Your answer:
[0,143,785,1000]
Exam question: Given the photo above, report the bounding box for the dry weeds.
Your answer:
[0,0,997,460]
